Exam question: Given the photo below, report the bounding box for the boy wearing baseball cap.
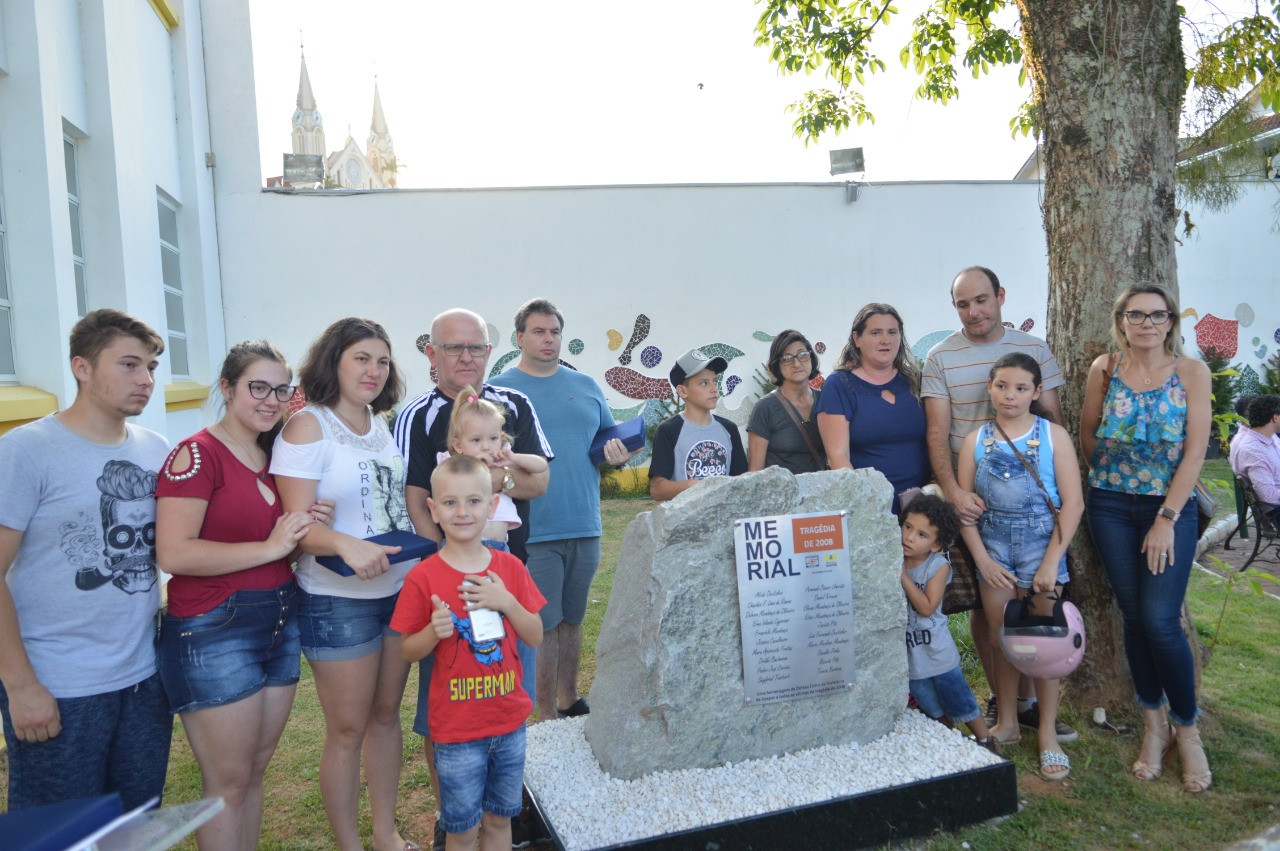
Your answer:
[648,348,747,502]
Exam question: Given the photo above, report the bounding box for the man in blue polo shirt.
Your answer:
[493,298,634,720]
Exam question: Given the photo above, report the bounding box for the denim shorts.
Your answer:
[434,725,527,834]
[0,672,171,811]
[978,511,1070,589]
[909,666,981,724]
[296,587,400,662]
[158,582,301,714]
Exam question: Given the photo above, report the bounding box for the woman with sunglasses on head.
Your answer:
[270,318,419,851]
[1081,284,1212,794]
[747,329,826,473]
[156,340,333,850]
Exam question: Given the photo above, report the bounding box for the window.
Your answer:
[157,196,188,377]
[64,137,87,317]
[0,187,16,381]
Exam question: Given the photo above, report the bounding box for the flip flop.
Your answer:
[994,731,1022,746]
[1040,750,1070,781]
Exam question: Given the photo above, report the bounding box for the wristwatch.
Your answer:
[502,467,516,493]
[1157,505,1179,522]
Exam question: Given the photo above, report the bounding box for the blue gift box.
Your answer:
[589,416,645,465]
[317,530,438,576]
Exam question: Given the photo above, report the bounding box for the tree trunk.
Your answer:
[1016,0,1188,713]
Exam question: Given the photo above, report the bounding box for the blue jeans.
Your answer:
[434,725,526,834]
[910,666,982,725]
[1086,487,1200,725]
[0,671,172,811]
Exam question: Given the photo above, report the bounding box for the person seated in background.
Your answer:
[1228,394,1258,469]
[1231,394,1280,523]
[649,348,747,502]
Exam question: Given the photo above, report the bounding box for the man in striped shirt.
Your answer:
[921,265,1076,742]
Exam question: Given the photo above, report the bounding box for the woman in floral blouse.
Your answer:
[1080,284,1212,794]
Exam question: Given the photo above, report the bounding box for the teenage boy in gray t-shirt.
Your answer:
[0,310,172,811]
[649,348,747,502]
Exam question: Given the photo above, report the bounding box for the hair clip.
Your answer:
[467,394,478,403]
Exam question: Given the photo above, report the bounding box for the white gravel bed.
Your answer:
[524,709,1003,850]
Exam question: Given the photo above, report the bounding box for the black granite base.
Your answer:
[525,759,1017,850]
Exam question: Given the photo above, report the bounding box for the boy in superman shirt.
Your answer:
[393,455,545,851]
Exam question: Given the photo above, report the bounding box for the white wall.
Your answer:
[205,179,1280,420]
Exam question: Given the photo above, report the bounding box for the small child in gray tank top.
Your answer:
[900,494,998,751]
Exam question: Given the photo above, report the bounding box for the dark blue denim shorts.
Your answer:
[296,587,400,662]
[158,581,301,714]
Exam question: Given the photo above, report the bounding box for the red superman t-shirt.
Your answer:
[391,550,545,744]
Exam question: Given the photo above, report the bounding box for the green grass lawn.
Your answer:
[4,495,1278,849]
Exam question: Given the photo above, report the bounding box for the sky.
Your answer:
[248,0,1250,188]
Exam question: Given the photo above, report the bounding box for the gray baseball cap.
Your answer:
[669,347,728,387]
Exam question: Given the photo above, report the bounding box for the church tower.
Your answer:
[291,51,326,157]
[366,83,397,188]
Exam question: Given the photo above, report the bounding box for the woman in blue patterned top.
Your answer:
[1081,284,1212,793]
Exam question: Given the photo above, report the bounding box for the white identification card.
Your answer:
[464,579,506,643]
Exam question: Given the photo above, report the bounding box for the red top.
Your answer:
[391,550,546,743]
[156,429,292,617]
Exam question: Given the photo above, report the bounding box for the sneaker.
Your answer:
[1018,703,1079,743]
[433,821,446,851]
[511,820,532,849]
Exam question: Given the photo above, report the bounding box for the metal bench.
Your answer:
[1234,474,1280,571]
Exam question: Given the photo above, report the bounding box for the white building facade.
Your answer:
[0,0,223,441]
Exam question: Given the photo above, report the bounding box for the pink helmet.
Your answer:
[999,592,1086,679]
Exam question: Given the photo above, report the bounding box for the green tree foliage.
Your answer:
[754,0,1280,150]
[1259,349,1280,395]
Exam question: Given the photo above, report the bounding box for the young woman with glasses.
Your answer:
[1080,284,1213,793]
[156,340,334,849]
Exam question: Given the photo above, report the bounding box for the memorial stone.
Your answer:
[584,465,906,780]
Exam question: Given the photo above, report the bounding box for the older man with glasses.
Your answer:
[393,307,551,850]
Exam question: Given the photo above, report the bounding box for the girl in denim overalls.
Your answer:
[957,352,1084,781]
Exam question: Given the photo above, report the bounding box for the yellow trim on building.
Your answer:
[148,0,179,31]
[0,386,59,435]
[165,380,209,412]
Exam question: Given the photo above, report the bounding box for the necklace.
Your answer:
[1128,358,1173,387]
[333,405,371,436]
[216,422,268,481]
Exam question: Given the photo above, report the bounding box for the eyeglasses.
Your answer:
[1121,310,1172,326]
[435,343,491,359]
[241,380,296,402]
[780,351,813,365]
